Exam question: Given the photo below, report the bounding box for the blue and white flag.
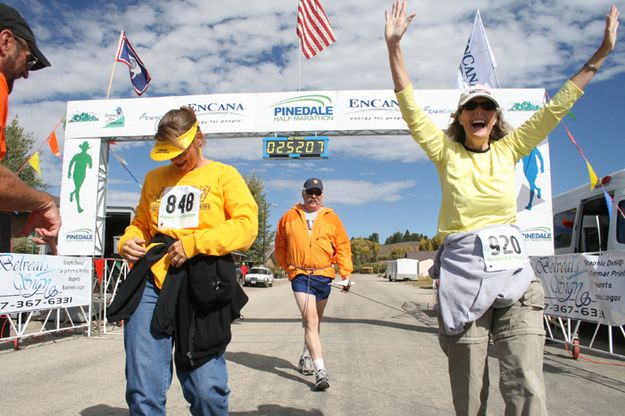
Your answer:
[116,32,151,96]
[457,10,499,89]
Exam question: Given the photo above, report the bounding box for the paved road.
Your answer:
[2,274,625,415]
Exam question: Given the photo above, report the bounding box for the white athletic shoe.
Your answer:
[298,355,314,375]
[314,368,330,391]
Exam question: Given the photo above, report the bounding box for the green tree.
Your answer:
[351,238,380,266]
[418,237,430,251]
[244,174,275,265]
[0,116,47,190]
[385,231,403,244]
[401,230,409,242]
[367,232,379,244]
[431,234,443,251]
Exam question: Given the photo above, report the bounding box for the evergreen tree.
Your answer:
[244,174,275,265]
[0,116,47,190]
[403,229,411,242]
[368,232,379,243]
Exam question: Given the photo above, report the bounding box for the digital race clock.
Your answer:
[262,136,329,159]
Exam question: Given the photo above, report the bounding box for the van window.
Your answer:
[553,209,576,249]
[618,201,625,244]
[578,196,610,253]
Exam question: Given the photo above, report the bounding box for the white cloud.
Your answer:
[266,178,416,205]
[6,0,623,178]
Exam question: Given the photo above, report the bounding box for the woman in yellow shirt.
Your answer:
[115,106,258,415]
[385,1,619,415]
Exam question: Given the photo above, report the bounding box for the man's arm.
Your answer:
[0,165,61,253]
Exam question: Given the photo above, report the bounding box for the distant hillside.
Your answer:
[379,241,420,257]
[378,242,436,260]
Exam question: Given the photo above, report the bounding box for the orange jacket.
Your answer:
[275,204,352,280]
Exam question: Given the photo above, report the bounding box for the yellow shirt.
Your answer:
[118,160,258,287]
[396,80,583,238]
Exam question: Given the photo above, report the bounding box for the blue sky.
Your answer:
[6,0,625,242]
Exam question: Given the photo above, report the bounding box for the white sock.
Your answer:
[303,344,310,357]
[313,358,325,372]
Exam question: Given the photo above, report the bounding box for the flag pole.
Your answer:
[106,30,125,99]
[298,39,301,92]
[297,1,301,92]
[16,115,65,175]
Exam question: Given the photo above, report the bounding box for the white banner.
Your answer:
[0,253,92,314]
[531,251,625,326]
[65,88,546,139]
[57,138,102,255]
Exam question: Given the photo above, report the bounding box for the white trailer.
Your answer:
[552,169,625,254]
[386,258,419,281]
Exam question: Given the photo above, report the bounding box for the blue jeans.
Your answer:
[124,279,230,415]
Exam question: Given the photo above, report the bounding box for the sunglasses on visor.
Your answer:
[462,100,497,111]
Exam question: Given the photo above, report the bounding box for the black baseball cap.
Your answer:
[303,178,323,192]
[0,4,51,70]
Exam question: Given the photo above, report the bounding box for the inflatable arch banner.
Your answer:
[57,87,552,256]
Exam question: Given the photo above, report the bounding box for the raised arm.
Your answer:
[570,5,619,91]
[385,0,416,92]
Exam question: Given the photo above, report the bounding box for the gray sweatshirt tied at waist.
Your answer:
[430,224,534,335]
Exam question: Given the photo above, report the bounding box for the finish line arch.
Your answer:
[57,87,553,256]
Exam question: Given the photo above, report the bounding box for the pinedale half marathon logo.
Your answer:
[270,94,334,122]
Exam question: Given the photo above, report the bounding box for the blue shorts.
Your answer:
[291,274,333,301]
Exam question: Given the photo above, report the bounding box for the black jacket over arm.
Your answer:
[107,234,248,371]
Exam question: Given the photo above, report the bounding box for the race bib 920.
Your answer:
[158,186,201,229]
[477,226,529,272]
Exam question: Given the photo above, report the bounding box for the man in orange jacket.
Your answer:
[275,177,352,391]
[0,4,59,253]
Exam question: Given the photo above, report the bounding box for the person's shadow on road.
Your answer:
[231,404,323,415]
[226,351,313,388]
[80,404,126,415]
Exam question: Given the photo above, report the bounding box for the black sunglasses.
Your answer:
[463,100,497,111]
[14,35,38,70]
[305,189,322,196]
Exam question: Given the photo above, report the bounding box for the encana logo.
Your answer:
[65,228,94,242]
[270,94,334,118]
[522,227,552,241]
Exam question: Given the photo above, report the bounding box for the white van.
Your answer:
[386,258,419,281]
[552,169,625,254]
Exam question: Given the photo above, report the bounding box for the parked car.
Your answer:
[243,266,274,287]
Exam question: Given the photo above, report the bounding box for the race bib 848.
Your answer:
[158,186,201,229]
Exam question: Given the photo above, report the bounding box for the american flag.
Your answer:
[296,0,336,59]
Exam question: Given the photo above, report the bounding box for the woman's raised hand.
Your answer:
[600,5,620,55]
[385,0,416,46]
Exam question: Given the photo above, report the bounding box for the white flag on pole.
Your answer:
[457,10,499,89]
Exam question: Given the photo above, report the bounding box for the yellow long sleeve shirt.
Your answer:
[396,80,583,238]
[118,160,258,287]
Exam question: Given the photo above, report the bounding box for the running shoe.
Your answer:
[298,355,314,375]
[314,368,330,391]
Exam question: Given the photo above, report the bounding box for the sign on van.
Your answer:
[531,251,625,326]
